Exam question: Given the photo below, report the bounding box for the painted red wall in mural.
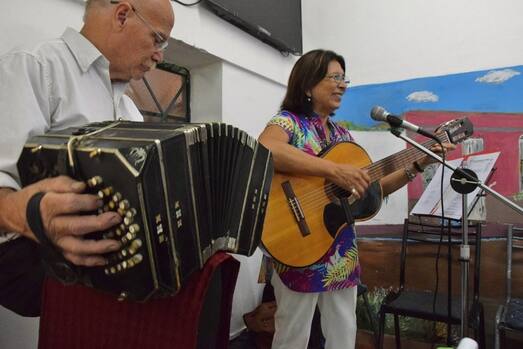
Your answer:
[405,110,523,198]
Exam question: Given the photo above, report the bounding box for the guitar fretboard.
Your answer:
[364,133,449,182]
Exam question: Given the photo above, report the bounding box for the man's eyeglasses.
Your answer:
[110,1,169,50]
[325,74,350,85]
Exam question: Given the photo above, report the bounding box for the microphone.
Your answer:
[370,106,437,140]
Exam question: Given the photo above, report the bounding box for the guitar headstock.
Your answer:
[438,117,474,145]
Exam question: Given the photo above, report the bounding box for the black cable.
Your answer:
[172,0,202,6]
[432,144,446,343]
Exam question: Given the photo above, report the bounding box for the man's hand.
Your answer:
[0,176,122,266]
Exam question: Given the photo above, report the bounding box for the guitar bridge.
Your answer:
[281,181,311,237]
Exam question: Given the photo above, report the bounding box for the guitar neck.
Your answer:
[364,134,447,182]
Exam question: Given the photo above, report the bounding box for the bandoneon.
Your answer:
[17,121,273,301]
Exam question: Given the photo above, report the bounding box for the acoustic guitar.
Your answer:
[261,118,473,267]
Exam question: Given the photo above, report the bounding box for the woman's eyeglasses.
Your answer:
[325,74,350,85]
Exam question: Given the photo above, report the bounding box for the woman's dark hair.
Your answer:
[281,49,345,116]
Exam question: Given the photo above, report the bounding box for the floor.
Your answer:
[228,309,325,349]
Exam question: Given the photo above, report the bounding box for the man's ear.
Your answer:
[115,4,131,27]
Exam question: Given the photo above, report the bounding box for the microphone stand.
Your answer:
[450,168,481,338]
[389,127,523,341]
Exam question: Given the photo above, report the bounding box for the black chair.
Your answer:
[377,217,485,349]
[495,224,523,349]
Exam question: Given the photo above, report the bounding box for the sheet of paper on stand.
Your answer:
[411,152,500,220]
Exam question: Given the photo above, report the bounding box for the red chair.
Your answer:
[38,252,239,349]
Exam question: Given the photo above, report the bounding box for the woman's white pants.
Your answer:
[271,272,357,349]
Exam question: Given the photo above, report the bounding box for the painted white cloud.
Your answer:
[406,91,439,103]
[475,69,520,84]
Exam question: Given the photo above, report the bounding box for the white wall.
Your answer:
[189,61,286,137]
[190,62,223,122]
[221,62,287,138]
[0,0,83,53]
[303,0,523,85]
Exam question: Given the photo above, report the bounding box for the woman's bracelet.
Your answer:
[404,166,417,182]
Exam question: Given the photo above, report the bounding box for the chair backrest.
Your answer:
[400,216,482,295]
[506,224,523,301]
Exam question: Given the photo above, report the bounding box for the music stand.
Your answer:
[389,127,523,340]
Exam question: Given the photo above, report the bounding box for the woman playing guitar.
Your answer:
[258,49,455,349]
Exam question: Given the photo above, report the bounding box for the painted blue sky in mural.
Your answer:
[335,65,523,128]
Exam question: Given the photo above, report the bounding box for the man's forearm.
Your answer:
[0,187,29,237]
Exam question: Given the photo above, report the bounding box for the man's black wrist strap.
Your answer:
[26,192,55,250]
[26,191,78,284]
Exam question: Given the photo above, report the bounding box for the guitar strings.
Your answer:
[298,152,421,207]
[296,147,423,204]
[295,149,422,209]
[298,152,424,210]
[294,135,447,210]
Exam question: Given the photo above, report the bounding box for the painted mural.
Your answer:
[335,65,523,129]
[336,65,523,226]
[406,111,523,197]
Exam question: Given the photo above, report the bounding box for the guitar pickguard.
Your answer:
[349,181,382,221]
[323,203,346,238]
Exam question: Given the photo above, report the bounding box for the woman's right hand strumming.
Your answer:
[326,162,371,199]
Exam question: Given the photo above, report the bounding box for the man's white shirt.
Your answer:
[0,28,143,243]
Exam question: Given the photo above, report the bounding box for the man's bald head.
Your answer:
[81,0,175,81]
[84,0,174,24]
